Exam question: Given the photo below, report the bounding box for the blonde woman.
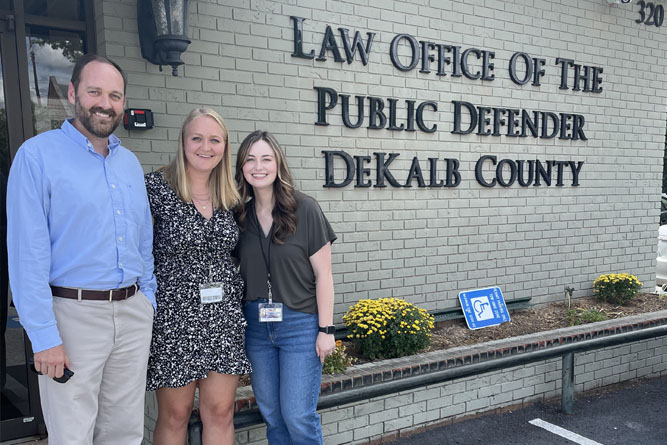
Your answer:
[145,108,250,444]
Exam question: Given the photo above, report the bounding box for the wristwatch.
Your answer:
[318,325,336,335]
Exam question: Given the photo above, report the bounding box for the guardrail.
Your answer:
[187,321,667,443]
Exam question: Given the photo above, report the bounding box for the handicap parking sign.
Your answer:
[458,287,510,330]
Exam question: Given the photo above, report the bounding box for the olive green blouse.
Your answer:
[235,191,336,314]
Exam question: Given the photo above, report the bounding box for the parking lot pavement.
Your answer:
[388,375,667,445]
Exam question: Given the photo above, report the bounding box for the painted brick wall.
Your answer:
[139,313,667,444]
[229,336,667,444]
[141,334,667,443]
[97,0,666,317]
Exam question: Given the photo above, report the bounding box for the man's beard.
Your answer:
[74,96,122,139]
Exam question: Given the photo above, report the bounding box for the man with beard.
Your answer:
[6,54,156,444]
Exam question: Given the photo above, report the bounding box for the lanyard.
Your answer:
[252,203,275,303]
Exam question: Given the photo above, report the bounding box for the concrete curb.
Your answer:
[232,309,667,415]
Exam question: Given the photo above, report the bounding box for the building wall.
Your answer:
[140,335,667,444]
[237,337,667,444]
[97,0,666,317]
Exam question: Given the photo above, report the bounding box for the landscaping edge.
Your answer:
[142,309,667,444]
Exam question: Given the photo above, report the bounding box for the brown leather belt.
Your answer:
[50,284,139,301]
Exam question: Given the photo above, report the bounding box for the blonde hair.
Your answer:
[162,108,240,210]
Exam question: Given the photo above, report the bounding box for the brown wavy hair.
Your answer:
[162,108,239,210]
[235,131,297,244]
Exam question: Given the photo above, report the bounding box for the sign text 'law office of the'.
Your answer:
[290,16,598,189]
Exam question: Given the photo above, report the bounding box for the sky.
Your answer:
[26,36,79,103]
[0,36,77,110]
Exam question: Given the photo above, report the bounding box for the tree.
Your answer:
[32,36,83,64]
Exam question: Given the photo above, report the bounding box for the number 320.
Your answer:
[636,1,664,27]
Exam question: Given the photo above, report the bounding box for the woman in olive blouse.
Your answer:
[235,130,336,445]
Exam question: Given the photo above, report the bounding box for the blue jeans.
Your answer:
[244,300,324,445]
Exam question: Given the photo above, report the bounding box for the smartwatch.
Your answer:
[318,325,336,335]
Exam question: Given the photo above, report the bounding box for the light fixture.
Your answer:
[138,0,191,76]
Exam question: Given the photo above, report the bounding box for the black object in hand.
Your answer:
[30,364,74,383]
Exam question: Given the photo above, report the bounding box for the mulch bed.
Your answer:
[343,293,667,365]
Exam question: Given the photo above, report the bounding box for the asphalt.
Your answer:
[388,375,667,445]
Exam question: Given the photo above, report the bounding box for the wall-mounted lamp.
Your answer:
[138,0,191,76]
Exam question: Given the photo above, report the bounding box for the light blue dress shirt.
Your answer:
[7,119,157,353]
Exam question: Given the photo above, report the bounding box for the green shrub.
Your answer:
[567,308,608,326]
[593,273,642,305]
[322,340,356,375]
[343,298,434,360]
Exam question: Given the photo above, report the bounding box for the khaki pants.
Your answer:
[38,291,154,445]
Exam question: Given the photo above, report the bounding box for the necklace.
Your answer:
[192,195,212,210]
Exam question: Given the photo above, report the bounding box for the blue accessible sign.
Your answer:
[458,287,511,330]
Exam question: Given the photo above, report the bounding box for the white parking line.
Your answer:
[529,418,604,445]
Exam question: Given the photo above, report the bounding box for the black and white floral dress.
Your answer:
[145,171,251,390]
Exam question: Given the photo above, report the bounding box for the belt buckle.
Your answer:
[109,289,113,302]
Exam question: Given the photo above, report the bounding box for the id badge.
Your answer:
[259,302,283,322]
[200,282,224,304]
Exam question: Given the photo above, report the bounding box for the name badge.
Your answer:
[200,282,224,304]
[259,302,283,322]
